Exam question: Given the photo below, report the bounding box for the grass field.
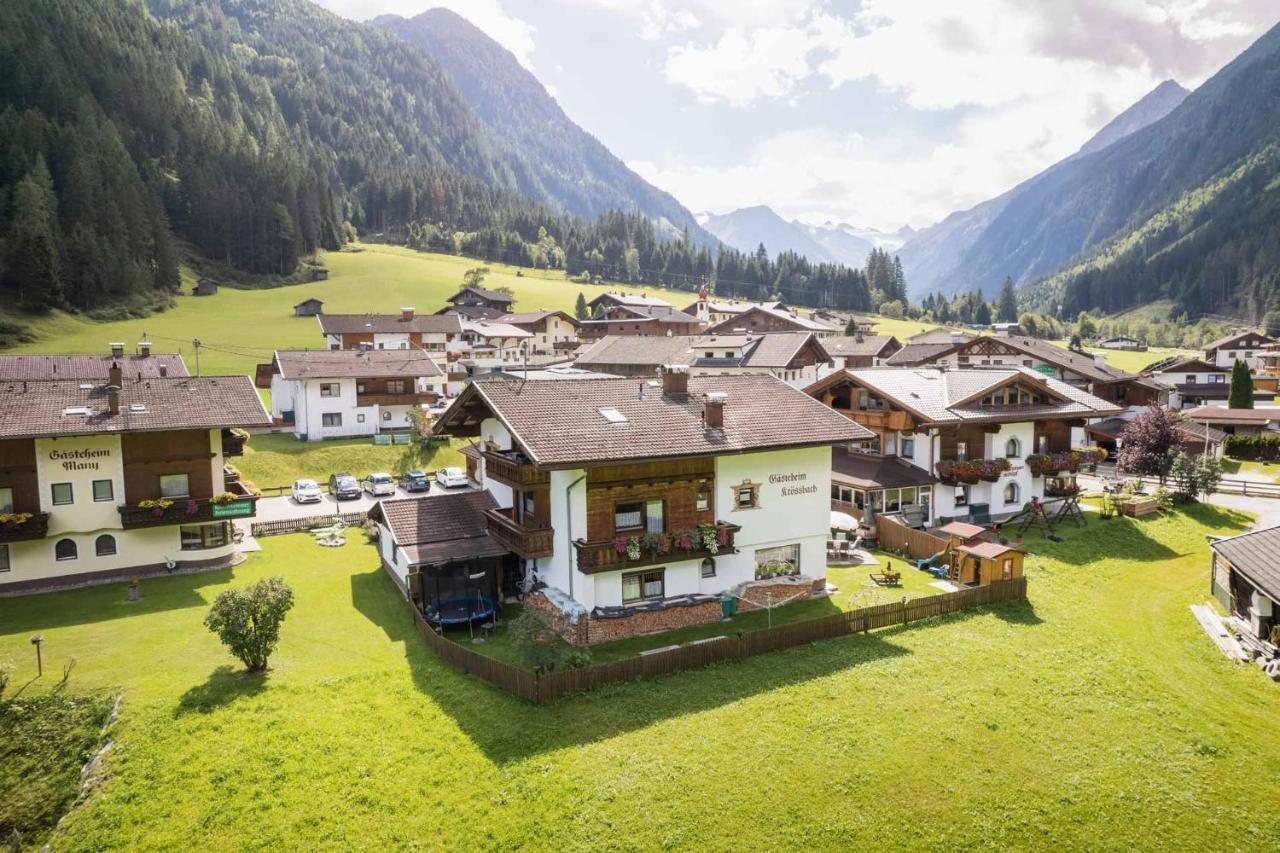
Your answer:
[4,506,1279,849]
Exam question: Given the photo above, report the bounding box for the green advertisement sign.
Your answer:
[212,500,255,518]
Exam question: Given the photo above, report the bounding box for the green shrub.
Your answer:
[1224,433,1280,461]
[204,577,295,671]
[507,607,591,673]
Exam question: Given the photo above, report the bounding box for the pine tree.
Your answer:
[574,291,588,320]
[3,156,63,309]
[996,276,1018,322]
[1228,358,1254,409]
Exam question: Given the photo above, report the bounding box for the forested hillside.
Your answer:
[374,9,709,240]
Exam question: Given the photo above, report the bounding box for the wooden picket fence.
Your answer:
[876,514,950,561]
[250,510,369,538]
[411,576,1028,703]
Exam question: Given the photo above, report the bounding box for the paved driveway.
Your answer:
[254,481,479,523]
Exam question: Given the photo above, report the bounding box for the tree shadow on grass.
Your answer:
[1019,515,1182,566]
[0,569,236,636]
[174,665,269,716]
[349,563,1034,764]
[988,597,1044,626]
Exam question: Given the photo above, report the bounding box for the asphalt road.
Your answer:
[254,481,478,522]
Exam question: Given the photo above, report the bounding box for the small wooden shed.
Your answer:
[294,297,324,317]
[311,267,330,281]
[192,277,218,296]
[953,541,1024,586]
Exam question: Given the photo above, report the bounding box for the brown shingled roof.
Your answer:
[273,349,442,380]
[372,491,503,566]
[0,353,189,380]
[1209,526,1280,600]
[317,313,462,336]
[0,376,271,438]
[434,374,872,467]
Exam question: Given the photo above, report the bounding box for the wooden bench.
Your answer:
[869,571,902,587]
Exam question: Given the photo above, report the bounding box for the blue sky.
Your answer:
[317,0,1279,231]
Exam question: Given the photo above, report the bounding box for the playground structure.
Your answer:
[312,519,348,547]
[1003,494,1086,539]
[912,520,1026,586]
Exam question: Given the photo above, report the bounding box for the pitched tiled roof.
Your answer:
[1183,406,1280,425]
[739,333,829,368]
[1210,526,1280,600]
[1203,329,1274,353]
[907,328,975,344]
[961,336,1139,384]
[1146,357,1225,375]
[0,353,189,380]
[0,376,271,438]
[438,304,507,321]
[503,310,579,328]
[589,292,676,309]
[273,349,442,380]
[448,286,515,304]
[706,305,839,334]
[317,313,462,335]
[575,336,694,368]
[833,367,1122,425]
[461,320,534,340]
[884,342,958,366]
[373,491,504,566]
[575,333,824,371]
[824,335,899,357]
[434,374,872,467]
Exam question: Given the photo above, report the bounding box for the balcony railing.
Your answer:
[833,408,914,432]
[356,391,438,407]
[0,512,51,544]
[221,428,248,457]
[484,507,554,558]
[574,521,740,575]
[118,495,259,530]
[482,450,550,487]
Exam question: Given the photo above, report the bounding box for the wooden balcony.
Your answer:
[833,408,914,432]
[221,428,248,457]
[118,495,259,530]
[482,450,550,487]
[356,391,438,407]
[0,512,50,544]
[484,507,554,558]
[574,521,740,575]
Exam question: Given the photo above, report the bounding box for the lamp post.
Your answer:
[30,634,44,677]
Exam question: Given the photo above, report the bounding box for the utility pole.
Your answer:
[193,338,201,377]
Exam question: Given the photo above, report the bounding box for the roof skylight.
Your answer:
[598,407,628,424]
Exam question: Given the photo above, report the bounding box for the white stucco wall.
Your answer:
[36,434,125,534]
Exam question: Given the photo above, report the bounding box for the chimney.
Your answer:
[400,307,415,321]
[159,365,168,378]
[108,361,123,388]
[109,342,125,359]
[703,392,726,429]
[855,329,864,343]
[138,340,152,357]
[661,364,689,395]
[107,385,120,415]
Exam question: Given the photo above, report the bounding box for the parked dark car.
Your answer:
[328,472,361,500]
[399,470,431,492]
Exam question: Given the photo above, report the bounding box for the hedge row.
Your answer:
[1223,433,1280,461]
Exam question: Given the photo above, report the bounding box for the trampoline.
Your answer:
[426,593,497,626]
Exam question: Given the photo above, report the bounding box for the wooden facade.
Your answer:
[121,430,214,503]
[584,457,716,543]
[0,438,40,514]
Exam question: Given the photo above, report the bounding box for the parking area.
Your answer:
[254,480,479,523]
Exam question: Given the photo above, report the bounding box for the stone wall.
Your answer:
[525,588,723,645]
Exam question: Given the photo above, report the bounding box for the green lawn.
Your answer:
[4,507,1279,849]
[1068,342,1196,374]
[1221,457,1280,482]
[234,434,467,491]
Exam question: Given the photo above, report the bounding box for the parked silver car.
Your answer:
[362,472,396,497]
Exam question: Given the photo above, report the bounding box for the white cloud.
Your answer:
[314,0,538,69]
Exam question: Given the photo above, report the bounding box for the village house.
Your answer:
[317,308,463,355]
[455,320,536,378]
[0,342,187,381]
[1182,405,1280,436]
[1084,414,1224,459]
[260,349,445,441]
[0,373,270,594]
[191,277,218,296]
[680,296,787,326]
[704,304,840,337]
[1141,356,1277,409]
[813,311,878,334]
[501,310,581,357]
[821,335,902,372]
[806,366,1123,528]
[407,369,870,644]
[1099,335,1145,351]
[579,292,704,340]
[1204,330,1276,370]
[883,342,964,367]
[919,335,1166,408]
[574,332,832,388]
[444,285,516,314]
[1209,527,1280,670]
[293,298,324,317]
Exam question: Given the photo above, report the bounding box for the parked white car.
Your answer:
[291,478,323,504]
[362,472,396,497]
[436,467,469,489]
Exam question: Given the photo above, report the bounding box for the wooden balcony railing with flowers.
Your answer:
[118,494,259,530]
[574,521,740,575]
[484,507,554,558]
[1026,447,1106,478]
[0,511,51,544]
[935,458,1012,485]
[221,428,248,457]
